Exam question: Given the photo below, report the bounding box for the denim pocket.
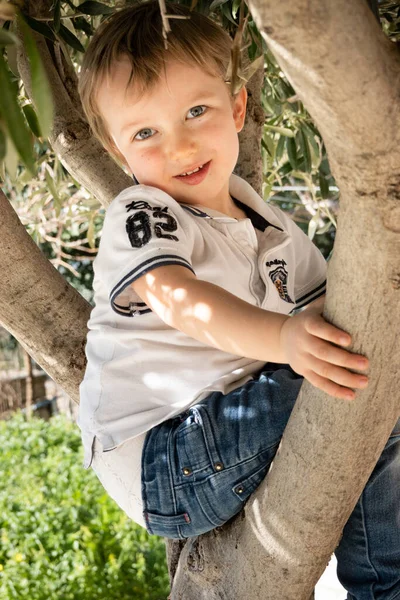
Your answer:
[174,407,220,479]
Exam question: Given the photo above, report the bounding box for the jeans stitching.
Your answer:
[174,443,278,490]
[360,489,380,598]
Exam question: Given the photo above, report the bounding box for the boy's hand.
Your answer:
[280,299,369,400]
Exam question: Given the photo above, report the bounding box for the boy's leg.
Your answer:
[334,418,400,600]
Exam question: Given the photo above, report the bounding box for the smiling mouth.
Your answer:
[176,161,210,177]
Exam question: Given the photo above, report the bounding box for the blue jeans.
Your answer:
[141,364,400,599]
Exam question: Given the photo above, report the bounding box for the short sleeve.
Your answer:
[95,185,195,317]
[269,205,327,312]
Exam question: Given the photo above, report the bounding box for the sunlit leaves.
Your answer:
[0,53,35,174]
[18,15,54,138]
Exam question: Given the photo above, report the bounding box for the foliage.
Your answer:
[0,412,170,600]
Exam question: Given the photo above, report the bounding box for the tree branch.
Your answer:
[248,0,400,171]
[17,1,131,208]
[0,188,89,403]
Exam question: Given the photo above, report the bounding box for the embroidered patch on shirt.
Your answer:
[266,259,294,304]
[125,200,179,248]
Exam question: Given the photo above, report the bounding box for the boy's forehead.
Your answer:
[96,57,230,127]
[99,56,225,101]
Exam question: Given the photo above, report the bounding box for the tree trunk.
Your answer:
[167,1,400,598]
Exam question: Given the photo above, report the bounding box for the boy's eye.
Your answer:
[134,127,156,141]
[187,105,207,119]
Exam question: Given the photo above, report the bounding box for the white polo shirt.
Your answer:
[78,173,326,524]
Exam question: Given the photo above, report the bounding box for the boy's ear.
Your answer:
[233,85,248,133]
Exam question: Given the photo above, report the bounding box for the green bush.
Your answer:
[0,412,170,600]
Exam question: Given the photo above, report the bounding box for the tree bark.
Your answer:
[167,1,400,598]
[236,65,265,195]
[0,189,89,403]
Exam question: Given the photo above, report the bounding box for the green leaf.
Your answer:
[58,23,85,52]
[3,134,19,181]
[0,28,18,46]
[241,54,264,85]
[286,136,298,170]
[54,0,61,32]
[308,214,319,240]
[22,104,42,138]
[210,0,230,10]
[0,53,35,174]
[298,129,312,173]
[73,16,93,36]
[319,171,330,199]
[220,3,238,25]
[0,126,6,160]
[18,16,54,139]
[316,220,333,235]
[261,135,274,158]
[275,134,286,164]
[264,124,295,137]
[302,122,321,169]
[22,15,56,42]
[77,1,114,16]
[45,167,63,217]
[87,216,96,249]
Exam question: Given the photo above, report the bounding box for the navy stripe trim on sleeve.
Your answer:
[110,254,195,318]
[295,280,326,306]
[291,282,326,313]
[294,288,326,311]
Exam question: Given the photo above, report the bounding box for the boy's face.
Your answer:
[96,58,247,210]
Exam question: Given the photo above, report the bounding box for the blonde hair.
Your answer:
[78,1,234,158]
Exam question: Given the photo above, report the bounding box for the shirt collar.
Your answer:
[182,173,285,233]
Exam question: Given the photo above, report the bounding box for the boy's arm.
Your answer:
[131,265,369,401]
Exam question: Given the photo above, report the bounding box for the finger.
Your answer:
[304,370,357,401]
[309,356,369,390]
[305,338,369,371]
[304,314,353,347]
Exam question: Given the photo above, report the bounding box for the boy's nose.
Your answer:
[167,130,198,163]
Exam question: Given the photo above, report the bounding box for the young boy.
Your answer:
[78,2,400,596]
